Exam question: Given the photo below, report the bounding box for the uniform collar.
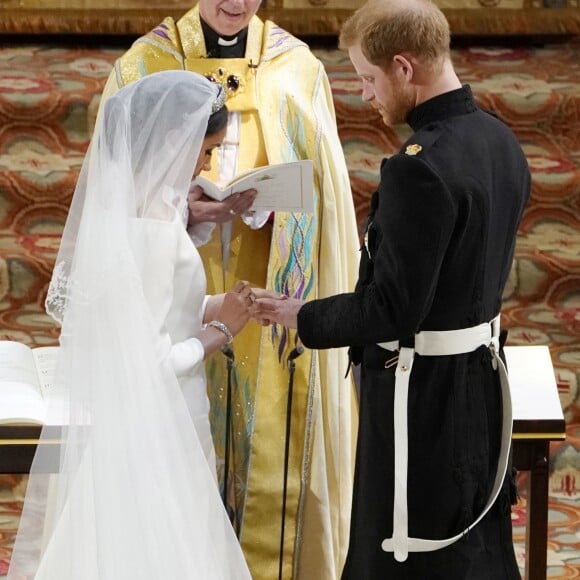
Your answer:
[406,85,477,132]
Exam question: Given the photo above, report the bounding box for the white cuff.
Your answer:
[169,338,205,377]
[242,210,271,230]
[187,222,216,247]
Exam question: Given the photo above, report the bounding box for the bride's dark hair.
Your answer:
[206,102,228,136]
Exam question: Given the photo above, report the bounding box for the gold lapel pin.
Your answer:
[405,144,423,156]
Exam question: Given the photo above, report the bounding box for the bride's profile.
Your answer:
[8,70,253,579]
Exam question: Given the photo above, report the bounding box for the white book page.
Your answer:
[0,383,46,425]
[194,160,314,212]
[237,161,314,213]
[0,341,45,425]
[193,175,225,201]
[32,346,68,426]
[32,346,59,392]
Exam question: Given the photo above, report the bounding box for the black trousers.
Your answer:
[341,344,521,580]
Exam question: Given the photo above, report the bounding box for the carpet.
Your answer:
[0,38,578,578]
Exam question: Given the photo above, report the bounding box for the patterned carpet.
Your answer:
[0,38,578,578]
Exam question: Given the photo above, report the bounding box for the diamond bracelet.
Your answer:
[207,320,234,344]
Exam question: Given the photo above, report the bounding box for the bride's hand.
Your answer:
[216,280,254,336]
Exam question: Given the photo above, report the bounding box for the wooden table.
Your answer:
[0,346,566,579]
[505,346,566,580]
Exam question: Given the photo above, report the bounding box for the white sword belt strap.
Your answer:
[377,314,513,562]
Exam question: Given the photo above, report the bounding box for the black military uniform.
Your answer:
[297,85,530,579]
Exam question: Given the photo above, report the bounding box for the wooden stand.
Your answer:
[505,346,566,580]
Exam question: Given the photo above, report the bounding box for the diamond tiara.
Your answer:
[211,84,226,114]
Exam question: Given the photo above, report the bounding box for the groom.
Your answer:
[256,0,530,578]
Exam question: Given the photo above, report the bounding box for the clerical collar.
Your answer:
[218,37,238,47]
[200,18,248,58]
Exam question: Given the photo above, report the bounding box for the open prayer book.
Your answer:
[193,160,314,213]
[0,341,65,426]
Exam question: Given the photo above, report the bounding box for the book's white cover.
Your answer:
[193,160,314,213]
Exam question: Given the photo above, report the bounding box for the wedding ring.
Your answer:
[229,209,236,216]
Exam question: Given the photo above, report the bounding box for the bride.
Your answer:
[8,70,253,579]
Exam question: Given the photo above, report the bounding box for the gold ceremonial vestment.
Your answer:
[101,8,359,578]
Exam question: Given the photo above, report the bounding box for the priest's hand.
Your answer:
[253,296,304,329]
[188,185,257,225]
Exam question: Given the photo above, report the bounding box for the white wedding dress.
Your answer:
[129,216,217,472]
[25,218,247,580]
[8,71,251,580]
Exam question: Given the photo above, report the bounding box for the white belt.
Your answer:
[378,315,513,562]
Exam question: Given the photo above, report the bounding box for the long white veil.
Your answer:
[8,70,250,579]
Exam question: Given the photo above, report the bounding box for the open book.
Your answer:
[0,341,65,426]
[193,160,314,213]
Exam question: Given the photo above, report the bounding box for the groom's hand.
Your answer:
[254,296,303,329]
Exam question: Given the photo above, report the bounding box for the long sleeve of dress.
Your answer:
[128,220,207,377]
[169,339,205,377]
[169,295,209,376]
